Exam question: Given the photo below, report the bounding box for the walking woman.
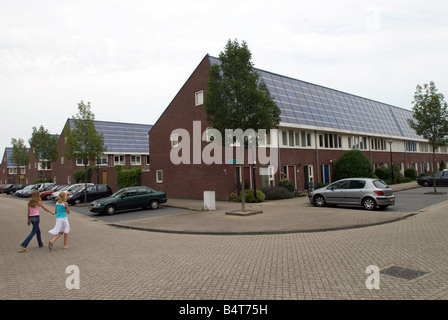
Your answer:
[48,191,71,249]
[20,190,55,252]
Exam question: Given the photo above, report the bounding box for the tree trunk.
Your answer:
[241,166,246,212]
[433,147,437,193]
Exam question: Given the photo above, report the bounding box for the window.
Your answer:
[114,155,125,165]
[170,133,179,148]
[289,130,294,147]
[61,156,64,165]
[349,180,366,189]
[96,155,108,166]
[131,155,141,165]
[76,159,89,166]
[282,131,288,146]
[195,90,204,106]
[156,170,163,183]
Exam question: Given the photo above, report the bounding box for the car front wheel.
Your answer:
[104,204,117,215]
[362,197,377,210]
[313,195,326,207]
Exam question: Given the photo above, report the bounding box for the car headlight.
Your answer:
[91,203,102,207]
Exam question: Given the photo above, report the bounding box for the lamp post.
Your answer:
[388,140,394,183]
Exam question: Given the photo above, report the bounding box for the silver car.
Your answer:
[308,178,395,210]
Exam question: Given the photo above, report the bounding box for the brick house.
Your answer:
[1,120,152,192]
[51,119,152,192]
[0,147,29,185]
[148,54,448,200]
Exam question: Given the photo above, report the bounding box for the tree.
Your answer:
[205,39,281,211]
[10,138,29,184]
[29,125,58,184]
[65,101,106,202]
[407,81,448,193]
[334,149,374,181]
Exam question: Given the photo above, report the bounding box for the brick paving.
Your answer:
[1,182,448,301]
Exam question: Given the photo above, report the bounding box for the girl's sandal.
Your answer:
[19,248,28,253]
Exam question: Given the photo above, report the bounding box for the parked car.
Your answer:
[50,183,93,201]
[308,178,395,210]
[417,170,448,186]
[2,184,25,195]
[90,186,167,215]
[67,184,113,205]
[40,185,67,200]
[16,184,40,197]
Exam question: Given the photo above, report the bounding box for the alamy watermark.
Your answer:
[66,265,80,290]
[169,121,279,175]
[365,265,380,290]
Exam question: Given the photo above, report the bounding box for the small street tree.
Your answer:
[10,138,29,184]
[205,39,281,211]
[407,81,448,193]
[65,101,106,203]
[29,125,58,184]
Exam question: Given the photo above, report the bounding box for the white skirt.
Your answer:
[49,218,71,235]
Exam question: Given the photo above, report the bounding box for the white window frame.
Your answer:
[156,170,163,183]
[96,155,108,166]
[131,155,141,165]
[114,155,125,166]
[195,90,204,106]
[170,134,179,148]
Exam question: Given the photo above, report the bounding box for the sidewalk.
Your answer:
[112,181,421,235]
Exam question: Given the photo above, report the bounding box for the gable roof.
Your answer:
[67,119,152,154]
[208,56,420,140]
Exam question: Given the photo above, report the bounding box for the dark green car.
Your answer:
[89,186,167,215]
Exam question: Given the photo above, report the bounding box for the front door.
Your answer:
[304,165,314,190]
[322,164,330,184]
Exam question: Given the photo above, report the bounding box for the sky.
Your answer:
[1,0,448,157]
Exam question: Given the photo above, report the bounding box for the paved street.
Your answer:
[2,186,448,305]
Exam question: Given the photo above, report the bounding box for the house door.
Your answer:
[102,171,107,184]
[304,165,314,190]
[322,164,330,184]
[283,165,296,190]
[235,166,252,191]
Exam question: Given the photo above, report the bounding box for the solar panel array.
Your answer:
[209,56,421,140]
[5,147,30,167]
[68,119,152,154]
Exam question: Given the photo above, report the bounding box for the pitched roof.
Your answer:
[4,147,30,167]
[67,119,152,154]
[208,56,420,140]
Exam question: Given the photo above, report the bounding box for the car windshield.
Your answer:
[110,189,128,198]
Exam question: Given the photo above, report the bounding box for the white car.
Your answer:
[50,183,93,201]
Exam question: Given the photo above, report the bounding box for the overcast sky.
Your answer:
[1,0,448,157]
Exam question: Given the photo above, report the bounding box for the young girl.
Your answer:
[20,190,55,252]
[48,191,71,249]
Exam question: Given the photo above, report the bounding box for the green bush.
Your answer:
[230,189,265,203]
[404,168,418,180]
[334,150,374,181]
[116,167,142,189]
[398,177,412,183]
[261,186,294,200]
[375,164,400,184]
[278,178,294,192]
[74,167,95,183]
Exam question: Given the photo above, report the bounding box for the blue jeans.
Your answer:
[20,216,43,248]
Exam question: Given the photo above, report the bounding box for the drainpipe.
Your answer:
[315,130,320,183]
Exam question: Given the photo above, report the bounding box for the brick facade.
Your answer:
[148,55,448,200]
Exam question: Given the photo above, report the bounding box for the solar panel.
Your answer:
[68,120,152,154]
[208,56,420,140]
